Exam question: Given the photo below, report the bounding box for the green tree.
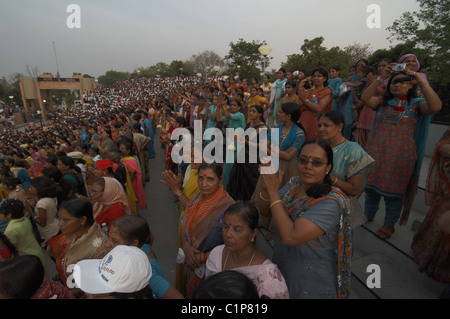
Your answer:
[225,38,273,81]
[387,0,450,83]
[184,50,226,75]
[98,70,130,86]
[282,37,353,77]
[386,0,450,122]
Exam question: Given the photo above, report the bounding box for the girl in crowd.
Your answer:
[206,202,289,299]
[361,63,442,239]
[298,68,333,141]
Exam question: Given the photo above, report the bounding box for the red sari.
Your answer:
[299,87,333,141]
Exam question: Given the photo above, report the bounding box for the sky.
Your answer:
[0,0,422,79]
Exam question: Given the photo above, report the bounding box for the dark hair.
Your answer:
[0,199,25,219]
[249,104,265,122]
[299,139,334,199]
[192,270,261,299]
[45,156,57,167]
[281,102,301,125]
[329,66,341,72]
[198,162,223,179]
[42,166,63,183]
[384,71,418,104]
[312,67,329,87]
[175,116,186,127]
[357,65,371,76]
[132,123,141,131]
[320,110,345,128]
[117,136,134,155]
[58,156,75,169]
[224,202,259,231]
[2,176,20,188]
[30,176,57,199]
[60,198,95,227]
[0,255,44,299]
[110,215,152,247]
[285,80,297,88]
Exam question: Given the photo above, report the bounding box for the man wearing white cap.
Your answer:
[73,245,153,299]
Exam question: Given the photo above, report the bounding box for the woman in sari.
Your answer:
[411,127,450,282]
[257,139,352,299]
[46,198,108,288]
[118,136,147,211]
[206,202,289,299]
[318,110,375,229]
[90,177,129,232]
[227,104,267,202]
[327,66,344,111]
[298,67,333,141]
[178,162,235,298]
[361,66,442,239]
[252,102,305,233]
[269,68,287,129]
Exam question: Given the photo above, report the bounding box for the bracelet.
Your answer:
[305,99,310,103]
[175,190,183,197]
[270,200,283,209]
[259,192,269,202]
[376,76,385,84]
[333,176,338,185]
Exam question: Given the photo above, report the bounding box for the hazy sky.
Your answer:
[1,0,421,79]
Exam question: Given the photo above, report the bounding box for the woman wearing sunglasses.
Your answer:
[257,139,352,299]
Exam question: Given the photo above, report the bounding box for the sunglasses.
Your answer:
[298,157,328,167]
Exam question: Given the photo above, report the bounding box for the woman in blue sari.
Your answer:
[341,59,369,140]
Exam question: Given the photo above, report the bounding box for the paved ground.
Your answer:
[140,142,180,286]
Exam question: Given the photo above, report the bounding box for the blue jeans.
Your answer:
[364,187,403,227]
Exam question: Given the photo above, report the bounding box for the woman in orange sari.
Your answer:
[298,68,333,141]
[117,136,147,211]
[179,162,235,298]
[46,198,107,289]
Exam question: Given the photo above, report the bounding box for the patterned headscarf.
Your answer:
[398,53,420,72]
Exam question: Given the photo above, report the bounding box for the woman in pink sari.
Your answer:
[118,136,147,211]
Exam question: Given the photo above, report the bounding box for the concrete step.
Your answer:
[350,191,448,299]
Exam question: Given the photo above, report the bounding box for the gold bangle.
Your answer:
[175,190,183,197]
[270,200,283,209]
[259,192,269,202]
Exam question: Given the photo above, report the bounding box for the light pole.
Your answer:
[258,44,272,74]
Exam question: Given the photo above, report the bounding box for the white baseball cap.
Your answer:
[73,245,152,294]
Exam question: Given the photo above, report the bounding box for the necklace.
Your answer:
[223,248,255,270]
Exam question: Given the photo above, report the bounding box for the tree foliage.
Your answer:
[97,70,130,86]
[387,0,450,122]
[184,50,226,75]
[225,38,273,81]
[282,37,354,77]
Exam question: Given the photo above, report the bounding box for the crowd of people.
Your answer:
[0,51,449,300]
